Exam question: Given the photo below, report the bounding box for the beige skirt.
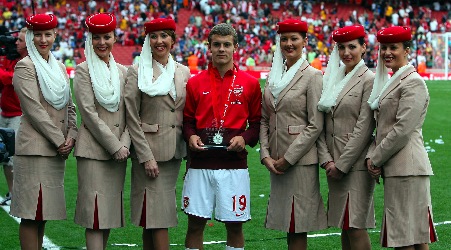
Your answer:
[265,164,327,233]
[327,170,376,229]
[130,158,181,229]
[74,157,127,229]
[381,176,438,247]
[10,155,66,220]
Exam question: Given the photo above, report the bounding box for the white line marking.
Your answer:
[0,196,61,249]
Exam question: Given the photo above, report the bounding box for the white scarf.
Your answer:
[25,30,69,110]
[318,45,365,113]
[268,34,305,105]
[85,33,121,112]
[368,52,411,110]
[137,34,176,99]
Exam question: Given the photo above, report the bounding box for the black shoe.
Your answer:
[0,192,11,206]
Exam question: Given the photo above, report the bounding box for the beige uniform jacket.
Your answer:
[260,60,323,165]
[73,62,131,160]
[368,65,432,177]
[13,56,77,156]
[317,66,375,173]
[125,61,190,163]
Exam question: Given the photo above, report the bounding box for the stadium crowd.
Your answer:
[0,2,444,249]
[0,0,450,71]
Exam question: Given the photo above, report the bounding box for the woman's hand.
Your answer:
[113,146,130,162]
[325,162,344,180]
[144,159,159,178]
[58,137,75,159]
[274,157,291,173]
[367,158,381,184]
[262,157,284,175]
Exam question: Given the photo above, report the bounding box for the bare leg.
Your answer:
[341,230,351,250]
[86,228,110,250]
[152,228,169,250]
[37,221,47,249]
[414,244,429,250]
[185,215,208,250]
[19,219,40,250]
[346,228,371,250]
[287,232,307,250]
[142,229,154,250]
[225,223,244,248]
[3,165,13,193]
[102,229,110,249]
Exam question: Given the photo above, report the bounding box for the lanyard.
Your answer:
[209,66,237,130]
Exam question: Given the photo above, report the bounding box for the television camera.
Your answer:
[0,128,15,163]
[0,29,20,60]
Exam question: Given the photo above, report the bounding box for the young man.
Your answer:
[182,23,262,250]
[0,28,28,205]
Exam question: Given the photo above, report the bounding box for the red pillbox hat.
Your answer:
[26,14,58,31]
[332,25,366,43]
[85,13,117,34]
[377,26,412,43]
[144,18,176,34]
[277,19,308,34]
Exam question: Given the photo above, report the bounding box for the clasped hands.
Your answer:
[323,161,344,180]
[113,146,130,162]
[262,157,290,175]
[57,137,75,159]
[366,158,381,184]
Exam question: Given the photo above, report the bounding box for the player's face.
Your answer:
[91,31,116,64]
[337,39,366,73]
[149,30,174,64]
[33,29,56,61]
[380,42,409,73]
[208,34,237,68]
[280,32,307,65]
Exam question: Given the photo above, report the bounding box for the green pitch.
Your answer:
[0,81,450,249]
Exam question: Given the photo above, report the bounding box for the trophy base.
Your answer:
[201,145,228,150]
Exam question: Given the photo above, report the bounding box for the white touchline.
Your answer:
[0,196,61,250]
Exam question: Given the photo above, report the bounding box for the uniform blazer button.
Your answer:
[171,125,175,128]
[60,120,64,123]
[170,108,175,112]
[115,124,119,127]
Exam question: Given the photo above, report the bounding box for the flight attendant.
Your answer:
[73,13,130,249]
[367,26,438,249]
[260,19,327,250]
[10,13,77,250]
[317,25,376,250]
[125,18,190,250]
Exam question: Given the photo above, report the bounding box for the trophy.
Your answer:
[202,119,227,150]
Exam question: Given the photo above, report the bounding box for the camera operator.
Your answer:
[0,27,28,206]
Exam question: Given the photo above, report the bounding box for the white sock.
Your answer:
[225,246,244,250]
[185,248,199,250]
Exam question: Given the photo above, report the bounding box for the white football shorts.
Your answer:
[181,168,251,222]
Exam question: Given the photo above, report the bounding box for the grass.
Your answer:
[0,80,450,249]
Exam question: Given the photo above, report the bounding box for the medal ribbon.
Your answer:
[209,66,237,130]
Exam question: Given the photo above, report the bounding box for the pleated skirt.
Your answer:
[327,170,376,229]
[130,158,181,229]
[74,157,126,229]
[265,164,327,233]
[10,155,66,220]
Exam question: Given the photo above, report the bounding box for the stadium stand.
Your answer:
[0,0,449,70]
